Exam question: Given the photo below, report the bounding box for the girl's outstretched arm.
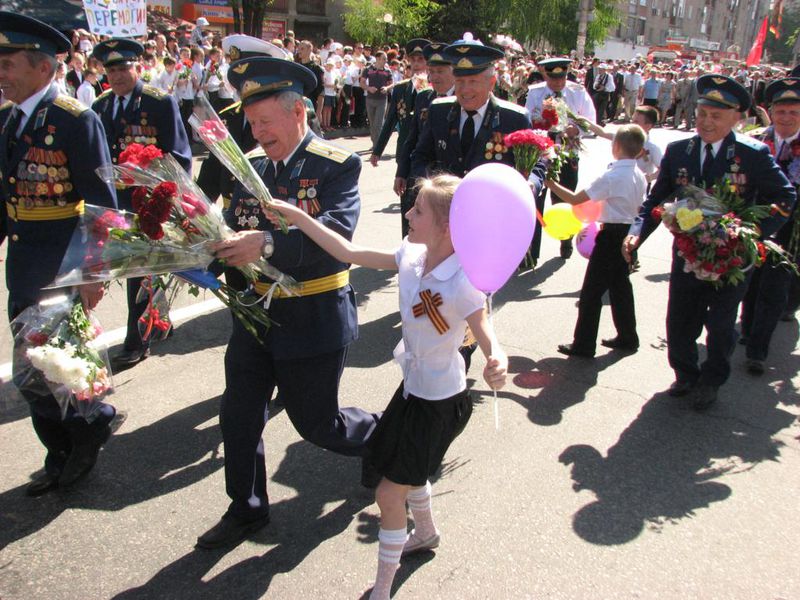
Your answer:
[268,199,397,271]
[466,307,508,391]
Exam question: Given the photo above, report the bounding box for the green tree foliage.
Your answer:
[342,0,442,46]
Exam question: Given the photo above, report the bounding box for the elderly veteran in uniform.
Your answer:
[197,57,380,549]
[410,38,546,193]
[394,42,454,237]
[739,77,800,375]
[525,57,596,265]
[90,38,191,368]
[623,75,796,410]
[369,38,429,172]
[0,13,118,495]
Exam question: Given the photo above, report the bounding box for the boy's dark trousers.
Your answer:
[572,223,638,353]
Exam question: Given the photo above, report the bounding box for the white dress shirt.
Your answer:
[525,81,596,123]
[585,158,647,224]
[458,99,489,136]
[394,240,485,400]
[76,80,96,108]
[14,84,52,135]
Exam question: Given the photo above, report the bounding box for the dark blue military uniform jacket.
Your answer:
[0,85,117,309]
[410,94,546,192]
[397,87,436,180]
[226,131,359,359]
[633,131,796,243]
[92,79,191,209]
[373,79,417,158]
[754,126,800,249]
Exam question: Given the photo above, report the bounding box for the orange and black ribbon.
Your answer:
[412,289,449,335]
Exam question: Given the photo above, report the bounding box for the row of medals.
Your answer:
[14,161,74,203]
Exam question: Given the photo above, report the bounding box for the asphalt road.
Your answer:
[0,127,798,600]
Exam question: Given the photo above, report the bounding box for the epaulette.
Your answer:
[306,138,350,163]
[245,146,266,160]
[734,132,767,151]
[496,98,528,115]
[431,96,456,106]
[142,84,167,100]
[53,94,88,117]
[0,100,13,112]
[220,101,242,115]
[96,88,113,102]
[529,81,548,91]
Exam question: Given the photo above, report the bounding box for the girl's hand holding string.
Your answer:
[483,354,508,391]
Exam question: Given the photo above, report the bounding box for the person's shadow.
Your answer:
[503,353,625,426]
[0,396,225,551]
[559,384,796,546]
[111,441,375,600]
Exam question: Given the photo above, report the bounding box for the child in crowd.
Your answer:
[268,175,507,600]
[321,58,339,131]
[545,124,647,358]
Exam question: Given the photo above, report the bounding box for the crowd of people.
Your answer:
[1,10,799,600]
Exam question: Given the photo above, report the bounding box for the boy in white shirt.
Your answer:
[545,124,647,357]
[76,67,98,107]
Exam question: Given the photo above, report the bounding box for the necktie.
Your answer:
[113,96,125,128]
[461,110,477,158]
[6,107,22,159]
[701,143,714,185]
[778,140,787,161]
[275,160,284,180]
[554,91,562,99]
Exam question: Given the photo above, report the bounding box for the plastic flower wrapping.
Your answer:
[653,183,797,288]
[12,294,113,422]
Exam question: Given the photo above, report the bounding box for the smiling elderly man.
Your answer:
[198,56,380,549]
[623,74,796,410]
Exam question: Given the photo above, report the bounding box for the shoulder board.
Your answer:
[0,100,13,112]
[431,96,456,106]
[142,84,167,100]
[396,78,411,87]
[496,98,528,115]
[565,81,584,90]
[529,81,548,90]
[53,94,88,116]
[220,101,242,115]
[734,133,766,151]
[306,138,350,163]
[96,89,113,102]
[245,146,266,160]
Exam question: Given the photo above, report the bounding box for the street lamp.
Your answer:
[383,13,393,45]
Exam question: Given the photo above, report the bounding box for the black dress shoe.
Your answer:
[557,343,594,358]
[692,385,719,411]
[113,347,150,368]
[600,337,639,352]
[59,424,112,487]
[667,380,694,397]
[745,359,765,375]
[560,240,573,259]
[196,513,270,549]
[26,472,59,497]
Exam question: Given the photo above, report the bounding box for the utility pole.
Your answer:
[576,0,591,59]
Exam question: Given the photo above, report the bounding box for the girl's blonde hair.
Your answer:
[415,174,461,226]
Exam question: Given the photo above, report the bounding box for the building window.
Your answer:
[297,0,326,16]
[269,0,289,12]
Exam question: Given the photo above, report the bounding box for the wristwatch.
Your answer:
[261,230,274,259]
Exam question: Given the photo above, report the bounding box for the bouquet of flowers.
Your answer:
[503,128,562,181]
[12,294,113,422]
[653,183,797,287]
[189,93,289,233]
[177,59,193,80]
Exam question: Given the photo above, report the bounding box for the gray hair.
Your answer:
[275,90,305,114]
[23,51,58,78]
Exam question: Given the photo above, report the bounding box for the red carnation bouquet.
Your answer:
[504,128,563,182]
[653,184,797,288]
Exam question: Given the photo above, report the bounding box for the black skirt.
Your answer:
[367,383,473,487]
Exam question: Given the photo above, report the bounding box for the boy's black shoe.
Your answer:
[557,343,594,358]
[667,380,694,397]
[600,337,639,353]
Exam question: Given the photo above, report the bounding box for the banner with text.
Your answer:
[83,0,147,37]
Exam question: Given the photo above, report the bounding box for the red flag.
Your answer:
[747,16,769,66]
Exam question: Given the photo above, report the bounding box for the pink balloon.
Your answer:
[572,200,603,223]
[450,163,536,293]
[576,222,599,258]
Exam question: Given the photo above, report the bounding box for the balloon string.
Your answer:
[488,292,499,431]
[536,209,545,228]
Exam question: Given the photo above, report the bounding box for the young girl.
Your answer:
[268,175,508,600]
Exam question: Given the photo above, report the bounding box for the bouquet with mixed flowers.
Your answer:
[12,295,113,422]
[652,183,797,287]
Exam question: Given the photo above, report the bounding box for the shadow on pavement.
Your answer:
[505,353,626,426]
[559,379,797,546]
[0,396,224,551]
[350,265,396,307]
[111,441,373,600]
[492,257,567,310]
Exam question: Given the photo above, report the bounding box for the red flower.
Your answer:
[149,182,177,222]
[101,82,110,91]
[651,205,664,221]
[132,187,149,213]
[541,107,559,128]
[756,241,767,262]
[138,207,165,240]
[26,332,50,346]
[730,256,743,267]
[503,129,554,151]
[119,143,164,168]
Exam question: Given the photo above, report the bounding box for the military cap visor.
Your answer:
[92,38,145,66]
[539,58,571,78]
[405,38,431,57]
[0,11,71,57]
[222,34,290,61]
[695,74,751,112]
[227,56,317,107]
[422,42,451,66]
[765,77,800,105]
[444,40,504,76]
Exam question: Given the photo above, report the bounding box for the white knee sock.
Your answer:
[407,481,437,540]
[370,527,407,600]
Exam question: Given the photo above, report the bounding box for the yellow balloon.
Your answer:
[543,204,583,240]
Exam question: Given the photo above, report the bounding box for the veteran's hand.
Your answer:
[393,177,406,197]
[211,230,266,267]
[369,154,380,167]
[79,282,105,311]
[622,234,639,263]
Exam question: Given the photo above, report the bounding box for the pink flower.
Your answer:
[200,119,228,143]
